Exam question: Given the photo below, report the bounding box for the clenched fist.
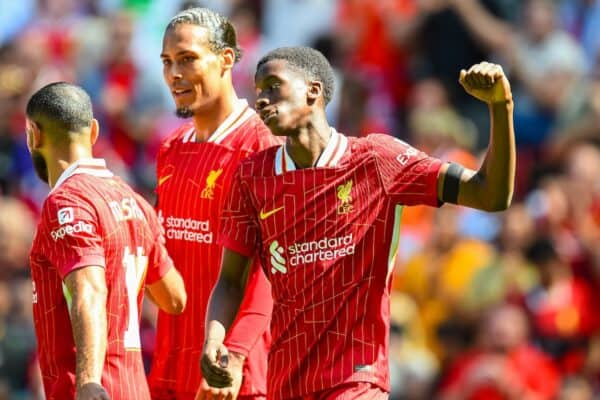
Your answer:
[459,62,513,105]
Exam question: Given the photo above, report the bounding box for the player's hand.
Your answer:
[201,339,233,388]
[197,349,244,400]
[195,378,236,400]
[76,382,110,400]
[459,62,513,105]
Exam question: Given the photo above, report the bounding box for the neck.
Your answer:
[47,144,94,188]
[285,115,332,169]
[192,84,239,142]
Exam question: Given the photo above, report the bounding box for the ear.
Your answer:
[90,118,99,146]
[307,80,323,106]
[220,47,236,72]
[26,118,43,151]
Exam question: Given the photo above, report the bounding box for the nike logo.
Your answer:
[259,206,284,220]
[158,174,172,186]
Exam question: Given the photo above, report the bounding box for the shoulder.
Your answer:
[160,121,195,151]
[237,145,280,179]
[234,113,283,152]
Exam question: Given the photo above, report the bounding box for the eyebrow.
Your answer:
[160,50,196,58]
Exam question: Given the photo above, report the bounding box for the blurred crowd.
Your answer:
[1,0,600,398]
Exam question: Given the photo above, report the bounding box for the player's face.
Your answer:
[255,60,313,136]
[161,24,225,118]
[25,119,49,184]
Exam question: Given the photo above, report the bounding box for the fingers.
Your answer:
[459,61,504,89]
[201,353,233,388]
[196,379,235,400]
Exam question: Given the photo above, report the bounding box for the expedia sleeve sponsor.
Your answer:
[51,220,94,241]
[163,214,213,244]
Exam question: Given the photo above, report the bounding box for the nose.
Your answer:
[165,64,182,83]
[255,96,269,111]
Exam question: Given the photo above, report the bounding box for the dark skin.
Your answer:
[201,58,515,398]
[26,115,187,400]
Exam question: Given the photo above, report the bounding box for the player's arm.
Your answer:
[64,266,110,400]
[201,248,252,391]
[437,62,515,212]
[146,266,186,314]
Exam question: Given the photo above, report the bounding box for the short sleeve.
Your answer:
[371,134,443,206]
[41,193,105,279]
[144,204,175,285]
[217,168,260,257]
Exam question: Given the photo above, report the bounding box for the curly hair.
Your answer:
[166,7,242,62]
[257,46,335,105]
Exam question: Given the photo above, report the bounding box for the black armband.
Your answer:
[442,163,464,204]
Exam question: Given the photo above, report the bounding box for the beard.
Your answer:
[30,150,49,184]
[175,107,194,118]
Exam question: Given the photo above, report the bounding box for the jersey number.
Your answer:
[122,246,148,349]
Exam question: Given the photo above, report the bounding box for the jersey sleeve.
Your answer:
[371,134,443,206]
[218,168,260,257]
[41,192,105,279]
[142,198,175,285]
[224,259,272,357]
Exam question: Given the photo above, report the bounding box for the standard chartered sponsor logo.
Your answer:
[159,210,213,243]
[268,234,355,274]
[51,220,93,241]
[269,241,287,274]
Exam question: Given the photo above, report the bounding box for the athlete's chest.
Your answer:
[251,158,389,274]
[157,143,242,205]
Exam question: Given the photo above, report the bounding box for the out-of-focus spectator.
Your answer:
[465,204,539,314]
[438,304,560,400]
[414,0,515,148]
[394,205,495,360]
[0,198,35,279]
[524,237,600,374]
[559,0,600,72]
[449,0,586,146]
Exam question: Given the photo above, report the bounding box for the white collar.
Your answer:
[181,99,256,144]
[51,158,113,192]
[274,128,348,175]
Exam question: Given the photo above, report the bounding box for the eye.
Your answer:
[182,56,195,63]
[162,59,171,66]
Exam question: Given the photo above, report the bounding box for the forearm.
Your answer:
[224,264,272,356]
[205,277,245,344]
[71,289,107,388]
[451,0,514,51]
[478,100,515,210]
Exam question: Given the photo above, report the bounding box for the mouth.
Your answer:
[260,109,277,123]
[172,88,192,99]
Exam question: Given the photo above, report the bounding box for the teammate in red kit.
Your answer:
[26,82,187,400]
[150,8,280,400]
[202,47,516,399]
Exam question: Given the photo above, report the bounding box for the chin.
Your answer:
[175,107,194,119]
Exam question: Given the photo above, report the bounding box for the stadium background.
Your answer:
[1,0,600,398]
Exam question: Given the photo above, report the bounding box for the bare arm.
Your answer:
[437,62,515,211]
[146,266,186,314]
[197,248,251,396]
[64,266,110,400]
[449,0,516,52]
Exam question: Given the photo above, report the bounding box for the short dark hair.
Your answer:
[26,82,93,135]
[166,7,242,62]
[256,46,335,105]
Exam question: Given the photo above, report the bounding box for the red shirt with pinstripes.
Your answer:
[220,132,443,399]
[150,100,280,395]
[29,158,174,400]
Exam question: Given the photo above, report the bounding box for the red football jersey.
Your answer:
[150,100,280,395]
[29,158,174,400]
[220,131,443,399]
